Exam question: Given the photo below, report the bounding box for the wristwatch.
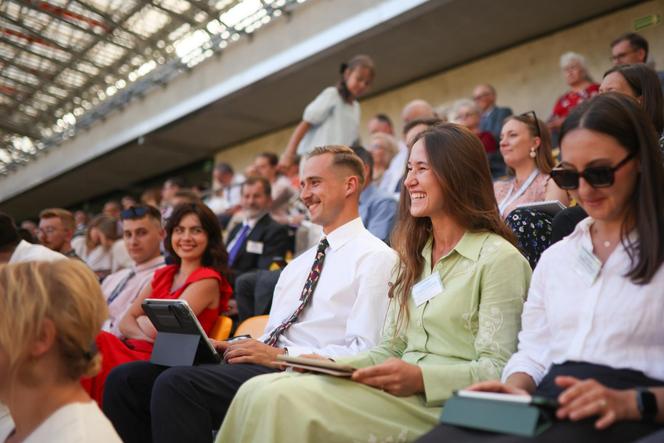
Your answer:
[636,388,658,423]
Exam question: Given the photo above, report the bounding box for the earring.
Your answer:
[529,147,537,158]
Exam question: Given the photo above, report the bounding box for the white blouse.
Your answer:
[503,217,664,385]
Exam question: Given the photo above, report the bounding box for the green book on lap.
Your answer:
[440,390,557,437]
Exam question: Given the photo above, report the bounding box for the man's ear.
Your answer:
[345,175,360,197]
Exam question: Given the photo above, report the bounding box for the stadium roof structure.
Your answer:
[0,0,307,176]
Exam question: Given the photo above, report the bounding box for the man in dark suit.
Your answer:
[474,83,513,143]
[225,176,290,282]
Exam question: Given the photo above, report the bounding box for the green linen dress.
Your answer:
[216,231,532,443]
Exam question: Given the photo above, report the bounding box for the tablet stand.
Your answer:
[150,332,201,367]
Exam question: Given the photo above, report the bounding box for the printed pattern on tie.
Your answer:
[264,238,329,346]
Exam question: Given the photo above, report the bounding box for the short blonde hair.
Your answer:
[306,145,366,186]
[39,208,75,232]
[0,260,107,384]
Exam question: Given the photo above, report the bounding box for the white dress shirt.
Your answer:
[503,217,664,384]
[260,217,397,357]
[101,255,165,336]
[8,240,65,263]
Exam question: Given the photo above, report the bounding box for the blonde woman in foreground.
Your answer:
[0,260,121,443]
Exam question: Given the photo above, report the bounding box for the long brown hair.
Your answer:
[389,123,515,331]
[560,92,664,284]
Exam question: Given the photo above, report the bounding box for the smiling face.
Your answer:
[600,71,637,97]
[560,128,638,222]
[241,181,271,219]
[455,105,480,131]
[404,139,445,219]
[345,66,373,99]
[300,153,350,233]
[499,119,538,169]
[171,213,208,261]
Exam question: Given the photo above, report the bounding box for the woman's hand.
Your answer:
[136,315,157,341]
[556,376,640,429]
[465,380,530,397]
[351,358,424,397]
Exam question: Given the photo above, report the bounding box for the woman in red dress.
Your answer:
[82,202,232,404]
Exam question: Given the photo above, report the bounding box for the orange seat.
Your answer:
[209,315,233,341]
[234,315,269,338]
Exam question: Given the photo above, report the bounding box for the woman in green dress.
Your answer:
[215,123,532,443]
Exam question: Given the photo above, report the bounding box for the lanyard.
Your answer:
[498,169,539,217]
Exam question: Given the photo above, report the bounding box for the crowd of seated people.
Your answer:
[1,30,663,443]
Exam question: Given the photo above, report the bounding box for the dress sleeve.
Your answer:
[419,247,531,406]
[302,87,338,125]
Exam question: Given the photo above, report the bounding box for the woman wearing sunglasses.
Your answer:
[417,93,664,442]
[81,202,232,404]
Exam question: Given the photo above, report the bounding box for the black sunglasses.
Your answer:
[550,152,635,190]
[521,111,541,139]
[121,206,151,220]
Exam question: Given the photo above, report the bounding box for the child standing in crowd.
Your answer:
[279,54,375,169]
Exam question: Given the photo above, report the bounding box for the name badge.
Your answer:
[574,246,602,286]
[412,273,444,307]
[246,240,264,255]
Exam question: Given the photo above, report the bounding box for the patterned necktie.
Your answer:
[264,238,329,346]
[228,224,251,266]
[107,269,136,305]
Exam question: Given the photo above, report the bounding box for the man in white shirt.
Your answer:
[104,146,397,443]
[101,205,165,336]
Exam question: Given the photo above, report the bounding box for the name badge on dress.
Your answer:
[246,240,264,254]
[412,273,444,307]
[574,246,602,286]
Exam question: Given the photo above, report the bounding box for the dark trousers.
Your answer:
[235,269,281,323]
[417,362,664,443]
[103,360,278,443]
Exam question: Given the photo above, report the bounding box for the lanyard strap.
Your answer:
[498,169,539,217]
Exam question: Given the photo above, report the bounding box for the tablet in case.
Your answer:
[440,392,554,437]
[142,299,221,367]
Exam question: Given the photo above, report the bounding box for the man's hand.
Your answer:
[220,338,285,367]
[351,358,424,397]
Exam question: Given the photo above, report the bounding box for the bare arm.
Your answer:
[279,121,311,169]
[118,283,154,341]
[545,178,570,207]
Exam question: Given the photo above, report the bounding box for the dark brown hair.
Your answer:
[603,63,663,134]
[164,202,230,279]
[390,124,515,331]
[611,32,649,60]
[502,114,556,175]
[337,54,375,102]
[242,175,272,197]
[560,92,664,284]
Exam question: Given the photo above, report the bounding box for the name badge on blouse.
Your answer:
[412,273,444,307]
[574,246,602,286]
[246,240,264,254]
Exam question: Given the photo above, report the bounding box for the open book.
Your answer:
[275,355,356,377]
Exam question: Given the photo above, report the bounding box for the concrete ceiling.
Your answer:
[1,0,639,219]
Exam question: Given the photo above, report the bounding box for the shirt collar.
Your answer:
[322,217,365,251]
[420,230,488,265]
[134,255,165,272]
